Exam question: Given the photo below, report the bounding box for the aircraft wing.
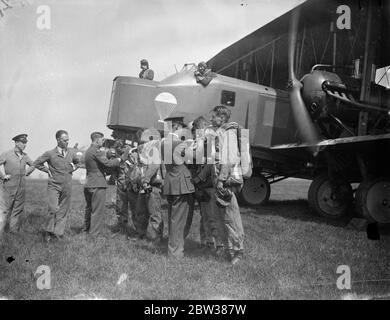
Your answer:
[270,133,390,150]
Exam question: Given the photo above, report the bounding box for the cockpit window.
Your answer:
[221,90,236,107]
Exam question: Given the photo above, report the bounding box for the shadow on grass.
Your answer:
[70,226,85,235]
[244,199,352,228]
[133,237,218,261]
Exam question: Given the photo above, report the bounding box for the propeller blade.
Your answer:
[288,8,319,145]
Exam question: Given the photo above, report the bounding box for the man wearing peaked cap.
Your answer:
[161,119,195,258]
[83,132,131,237]
[0,134,34,239]
[12,134,28,143]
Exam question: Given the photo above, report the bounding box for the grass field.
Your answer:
[0,179,389,300]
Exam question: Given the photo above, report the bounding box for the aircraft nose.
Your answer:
[154,92,178,121]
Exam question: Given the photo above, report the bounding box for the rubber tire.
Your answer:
[308,174,352,219]
[355,177,390,223]
[238,174,270,206]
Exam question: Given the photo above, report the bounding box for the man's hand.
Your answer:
[142,182,149,190]
[26,167,35,176]
[120,146,131,162]
[71,163,80,172]
[192,176,201,185]
[217,180,224,189]
[3,174,11,181]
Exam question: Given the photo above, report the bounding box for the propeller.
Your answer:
[288,8,319,146]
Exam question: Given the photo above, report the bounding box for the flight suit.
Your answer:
[33,147,79,236]
[214,123,245,256]
[84,144,121,236]
[184,164,216,247]
[137,140,164,241]
[114,154,140,232]
[194,68,214,86]
[161,135,195,258]
[139,68,154,80]
[193,164,226,248]
[0,148,33,233]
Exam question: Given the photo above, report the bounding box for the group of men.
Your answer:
[107,104,245,264]
[0,58,246,265]
[0,130,126,242]
[0,105,246,265]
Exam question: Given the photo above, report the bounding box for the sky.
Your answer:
[0,0,305,178]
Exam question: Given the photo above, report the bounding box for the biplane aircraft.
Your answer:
[106,0,390,224]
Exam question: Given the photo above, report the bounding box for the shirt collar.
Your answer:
[13,147,25,157]
[57,146,67,155]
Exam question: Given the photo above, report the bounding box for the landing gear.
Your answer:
[308,174,353,219]
[239,174,270,206]
[355,177,390,223]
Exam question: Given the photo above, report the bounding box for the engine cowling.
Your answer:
[301,70,343,117]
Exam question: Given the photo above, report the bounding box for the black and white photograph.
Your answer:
[0,0,389,302]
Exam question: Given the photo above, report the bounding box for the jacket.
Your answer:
[33,147,79,186]
[161,134,195,196]
[0,148,33,192]
[139,68,154,80]
[84,144,121,188]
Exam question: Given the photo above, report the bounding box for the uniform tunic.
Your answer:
[84,144,120,236]
[161,135,195,258]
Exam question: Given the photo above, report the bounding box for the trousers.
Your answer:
[45,182,72,236]
[84,187,106,236]
[167,194,191,258]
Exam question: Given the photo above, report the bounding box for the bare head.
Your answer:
[90,131,105,146]
[56,130,69,149]
[193,116,209,130]
[211,105,231,127]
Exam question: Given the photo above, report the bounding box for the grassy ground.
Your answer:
[0,179,389,300]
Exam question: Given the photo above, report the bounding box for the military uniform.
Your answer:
[33,146,79,237]
[0,135,33,234]
[162,134,195,258]
[84,144,121,236]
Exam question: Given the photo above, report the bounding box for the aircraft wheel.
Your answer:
[239,174,270,206]
[355,177,390,223]
[308,174,352,219]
